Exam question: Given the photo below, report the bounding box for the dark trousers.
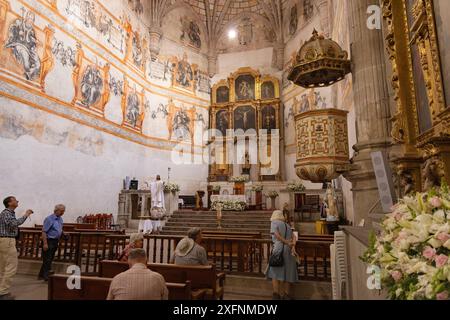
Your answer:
[38,239,59,279]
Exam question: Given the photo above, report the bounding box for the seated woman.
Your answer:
[118,233,144,262]
[171,227,208,266]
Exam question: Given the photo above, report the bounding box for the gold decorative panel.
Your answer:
[294,109,349,183]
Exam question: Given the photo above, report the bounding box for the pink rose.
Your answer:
[423,246,436,260]
[430,196,442,208]
[437,233,450,243]
[435,254,449,268]
[436,291,448,300]
[390,270,402,282]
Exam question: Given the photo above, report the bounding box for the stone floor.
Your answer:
[10,274,331,300]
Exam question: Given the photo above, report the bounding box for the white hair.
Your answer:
[54,204,66,213]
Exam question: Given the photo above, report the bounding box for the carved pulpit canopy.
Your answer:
[288,30,351,88]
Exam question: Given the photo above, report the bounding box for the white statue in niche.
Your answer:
[325,183,339,221]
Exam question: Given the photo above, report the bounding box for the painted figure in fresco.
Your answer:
[52,40,76,67]
[109,75,123,96]
[80,65,103,106]
[5,10,41,81]
[181,17,201,49]
[285,106,294,128]
[172,109,191,140]
[126,91,140,127]
[195,112,205,127]
[299,94,309,113]
[128,0,144,15]
[176,55,193,88]
[132,33,143,67]
[289,5,298,35]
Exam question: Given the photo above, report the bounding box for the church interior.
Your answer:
[0,0,449,301]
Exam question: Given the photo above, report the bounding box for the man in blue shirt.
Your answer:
[38,204,65,281]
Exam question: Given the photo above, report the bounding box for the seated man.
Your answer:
[118,233,144,262]
[171,227,208,266]
[107,248,168,300]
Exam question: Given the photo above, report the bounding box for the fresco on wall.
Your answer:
[128,0,144,15]
[52,39,76,67]
[170,53,198,92]
[5,10,41,80]
[122,81,144,131]
[234,106,256,131]
[109,74,124,96]
[303,0,314,21]
[172,109,191,140]
[0,6,54,87]
[64,0,125,53]
[235,74,255,101]
[149,57,172,81]
[132,32,144,68]
[289,5,298,36]
[180,17,201,49]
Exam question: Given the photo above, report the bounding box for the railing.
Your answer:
[16,230,332,281]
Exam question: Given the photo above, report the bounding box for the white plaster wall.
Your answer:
[0,99,208,225]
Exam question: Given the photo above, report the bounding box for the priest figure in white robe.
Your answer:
[150,175,166,233]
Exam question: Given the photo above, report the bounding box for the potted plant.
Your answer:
[212,185,221,195]
[287,181,306,193]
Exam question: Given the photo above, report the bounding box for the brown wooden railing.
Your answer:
[16,230,332,281]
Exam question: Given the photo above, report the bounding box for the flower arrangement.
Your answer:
[164,182,180,193]
[211,200,247,211]
[212,185,221,192]
[361,183,450,300]
[266,190,279,198]
[287,181,306,192]
[251,185,263,192]
[229,176,248,183]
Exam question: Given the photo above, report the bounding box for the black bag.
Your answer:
[268,223,287,267]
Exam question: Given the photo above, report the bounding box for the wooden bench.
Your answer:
[48,274,192,300]
[99,260,225,300]
[203,230,262,239]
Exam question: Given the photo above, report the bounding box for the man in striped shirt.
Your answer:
[0,196,33,300]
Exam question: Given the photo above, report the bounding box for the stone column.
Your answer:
[343,0,393,225]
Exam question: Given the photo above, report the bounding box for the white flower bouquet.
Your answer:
[251,185,263,192]
[361,182,450,300]
[164,182,180,193]
[287,181,306,192]
[211,200,247,211]
[229,176,248,183]
[212,185,221,192]
[266,190,279,198]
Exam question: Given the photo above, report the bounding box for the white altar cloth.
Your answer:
[210,195,246,202]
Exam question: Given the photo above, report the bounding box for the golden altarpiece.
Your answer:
[382,0,450,194]
[208,67,282,182]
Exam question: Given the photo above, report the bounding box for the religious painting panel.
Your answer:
[289,4,298,36]
[235,74,255,101]
[215,109,229,136]
[0,3,54,89]
[234,106,256,131]
[216,86,229,104]
[167,102,195,142]
[261,81,275,100]
[121,79,145,132]
[433,0,450,108]
[71,45,110,115]
[170,53,198,93]
[261,105,277,133]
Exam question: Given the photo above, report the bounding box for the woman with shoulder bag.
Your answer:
[265,210,299,300]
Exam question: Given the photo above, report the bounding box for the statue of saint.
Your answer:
[325,183,339,221]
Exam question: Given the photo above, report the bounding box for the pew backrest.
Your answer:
[48,274,191,300]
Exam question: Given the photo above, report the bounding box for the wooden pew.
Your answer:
[203,230,261,239]
[48,274,192,300]
[99,260,225,300]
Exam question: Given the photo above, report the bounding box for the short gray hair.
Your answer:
[187,227,202,240]
[54,204,65,213]
[129,233,144,244]
[128,248,147,261]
